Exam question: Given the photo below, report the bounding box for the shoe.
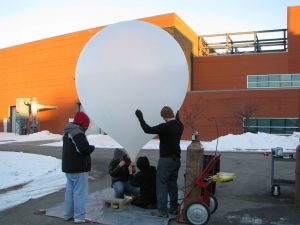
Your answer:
[74,218,91,223]
[151,209,169,218]
[64,217,73,221]
[168,207,178,215]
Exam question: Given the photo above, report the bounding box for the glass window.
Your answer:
[281,81,291,87]
[292,81,300,87]
[269,75,280,87]
[258,127,270,133]
[257,82,268,87]
[286,119,298,127]
[286,128,297,134]
[257,76,268,87]
[243,118,299,135]
[269,81,280,87]
[257,119,270,127]
[292,74,300,81]
[247,74,300,89]
[269,75,280,81]
[248,76,257,82]
[271,127,285,134]
[271,119,285,127]
[280,75,291,87]
[248,82,257,88]
[248,118,257,126]
[281,74,291,81]
[246,127,258,133]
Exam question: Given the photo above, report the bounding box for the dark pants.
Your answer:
[156,157,181,213]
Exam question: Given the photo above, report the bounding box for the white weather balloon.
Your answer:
[76,20,188,160]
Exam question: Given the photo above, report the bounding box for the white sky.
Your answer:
[1,0,300,49]
[0,130,299,212]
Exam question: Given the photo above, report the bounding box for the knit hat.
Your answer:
[136,156,150,171]
[113,148,127,160]
[74,112,90,129]
[160,106,174,119]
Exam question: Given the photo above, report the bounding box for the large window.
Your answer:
[247,74,300,88]
[244,118,299,135]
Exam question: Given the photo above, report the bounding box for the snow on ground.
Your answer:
[39,131,300,152]
[0,130,299,212]
[0,151,65,212]
[0,130,61,144]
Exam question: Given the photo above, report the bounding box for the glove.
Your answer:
[135,109,143,120]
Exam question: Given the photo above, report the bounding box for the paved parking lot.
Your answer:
[0,141,299,225]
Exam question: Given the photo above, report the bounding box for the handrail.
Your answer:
[199,29,288,56]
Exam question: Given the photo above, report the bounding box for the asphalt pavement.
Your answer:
[0,141,299,225]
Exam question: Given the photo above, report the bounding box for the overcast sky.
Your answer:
[0,0,300,49]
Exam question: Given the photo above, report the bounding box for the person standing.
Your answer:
[62,111,95,223]
[135,106,183,218]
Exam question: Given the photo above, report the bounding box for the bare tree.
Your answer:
[181,99,206,134]
[232,99,259,133]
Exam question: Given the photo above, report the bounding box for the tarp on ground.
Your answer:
[45,188,172,225]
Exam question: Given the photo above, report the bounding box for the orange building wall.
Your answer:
[0,13,195,134]
[180,89,300,140]
[288,6,300,73]
[193,53,288,91]
[0,28,104,133]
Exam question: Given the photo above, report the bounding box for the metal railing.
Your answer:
[199,29,288,56]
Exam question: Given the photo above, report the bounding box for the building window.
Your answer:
[247,74,300,88]
[244,118,299,135]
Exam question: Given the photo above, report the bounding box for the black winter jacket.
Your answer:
[138,113,183,158]
[129,165,157,204]
[108,156,131,185]
[62,123,95,173]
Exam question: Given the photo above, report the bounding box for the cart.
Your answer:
[177,154,231,225]
[271,148,295,196]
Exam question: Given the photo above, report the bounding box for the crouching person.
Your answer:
[109,148,138,198]
[129,156,157,209]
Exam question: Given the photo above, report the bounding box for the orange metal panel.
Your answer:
[288,6,300,73]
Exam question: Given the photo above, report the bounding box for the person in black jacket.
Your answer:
[62,111,95,223]
[129,156,157,209]
[108,148,137,198]
[135,106,183,218]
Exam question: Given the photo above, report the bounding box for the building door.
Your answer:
[10,106,17,133]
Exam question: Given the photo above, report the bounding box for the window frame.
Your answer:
[247,74,300,89]
[243,117,299,135]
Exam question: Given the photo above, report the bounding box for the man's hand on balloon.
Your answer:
[135,109,143,120]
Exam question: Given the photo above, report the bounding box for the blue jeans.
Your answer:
[64,172,88,220]
[156,157,181,213]
[112,181,139,198]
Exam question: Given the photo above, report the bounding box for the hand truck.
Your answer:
[177,154,221,225]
